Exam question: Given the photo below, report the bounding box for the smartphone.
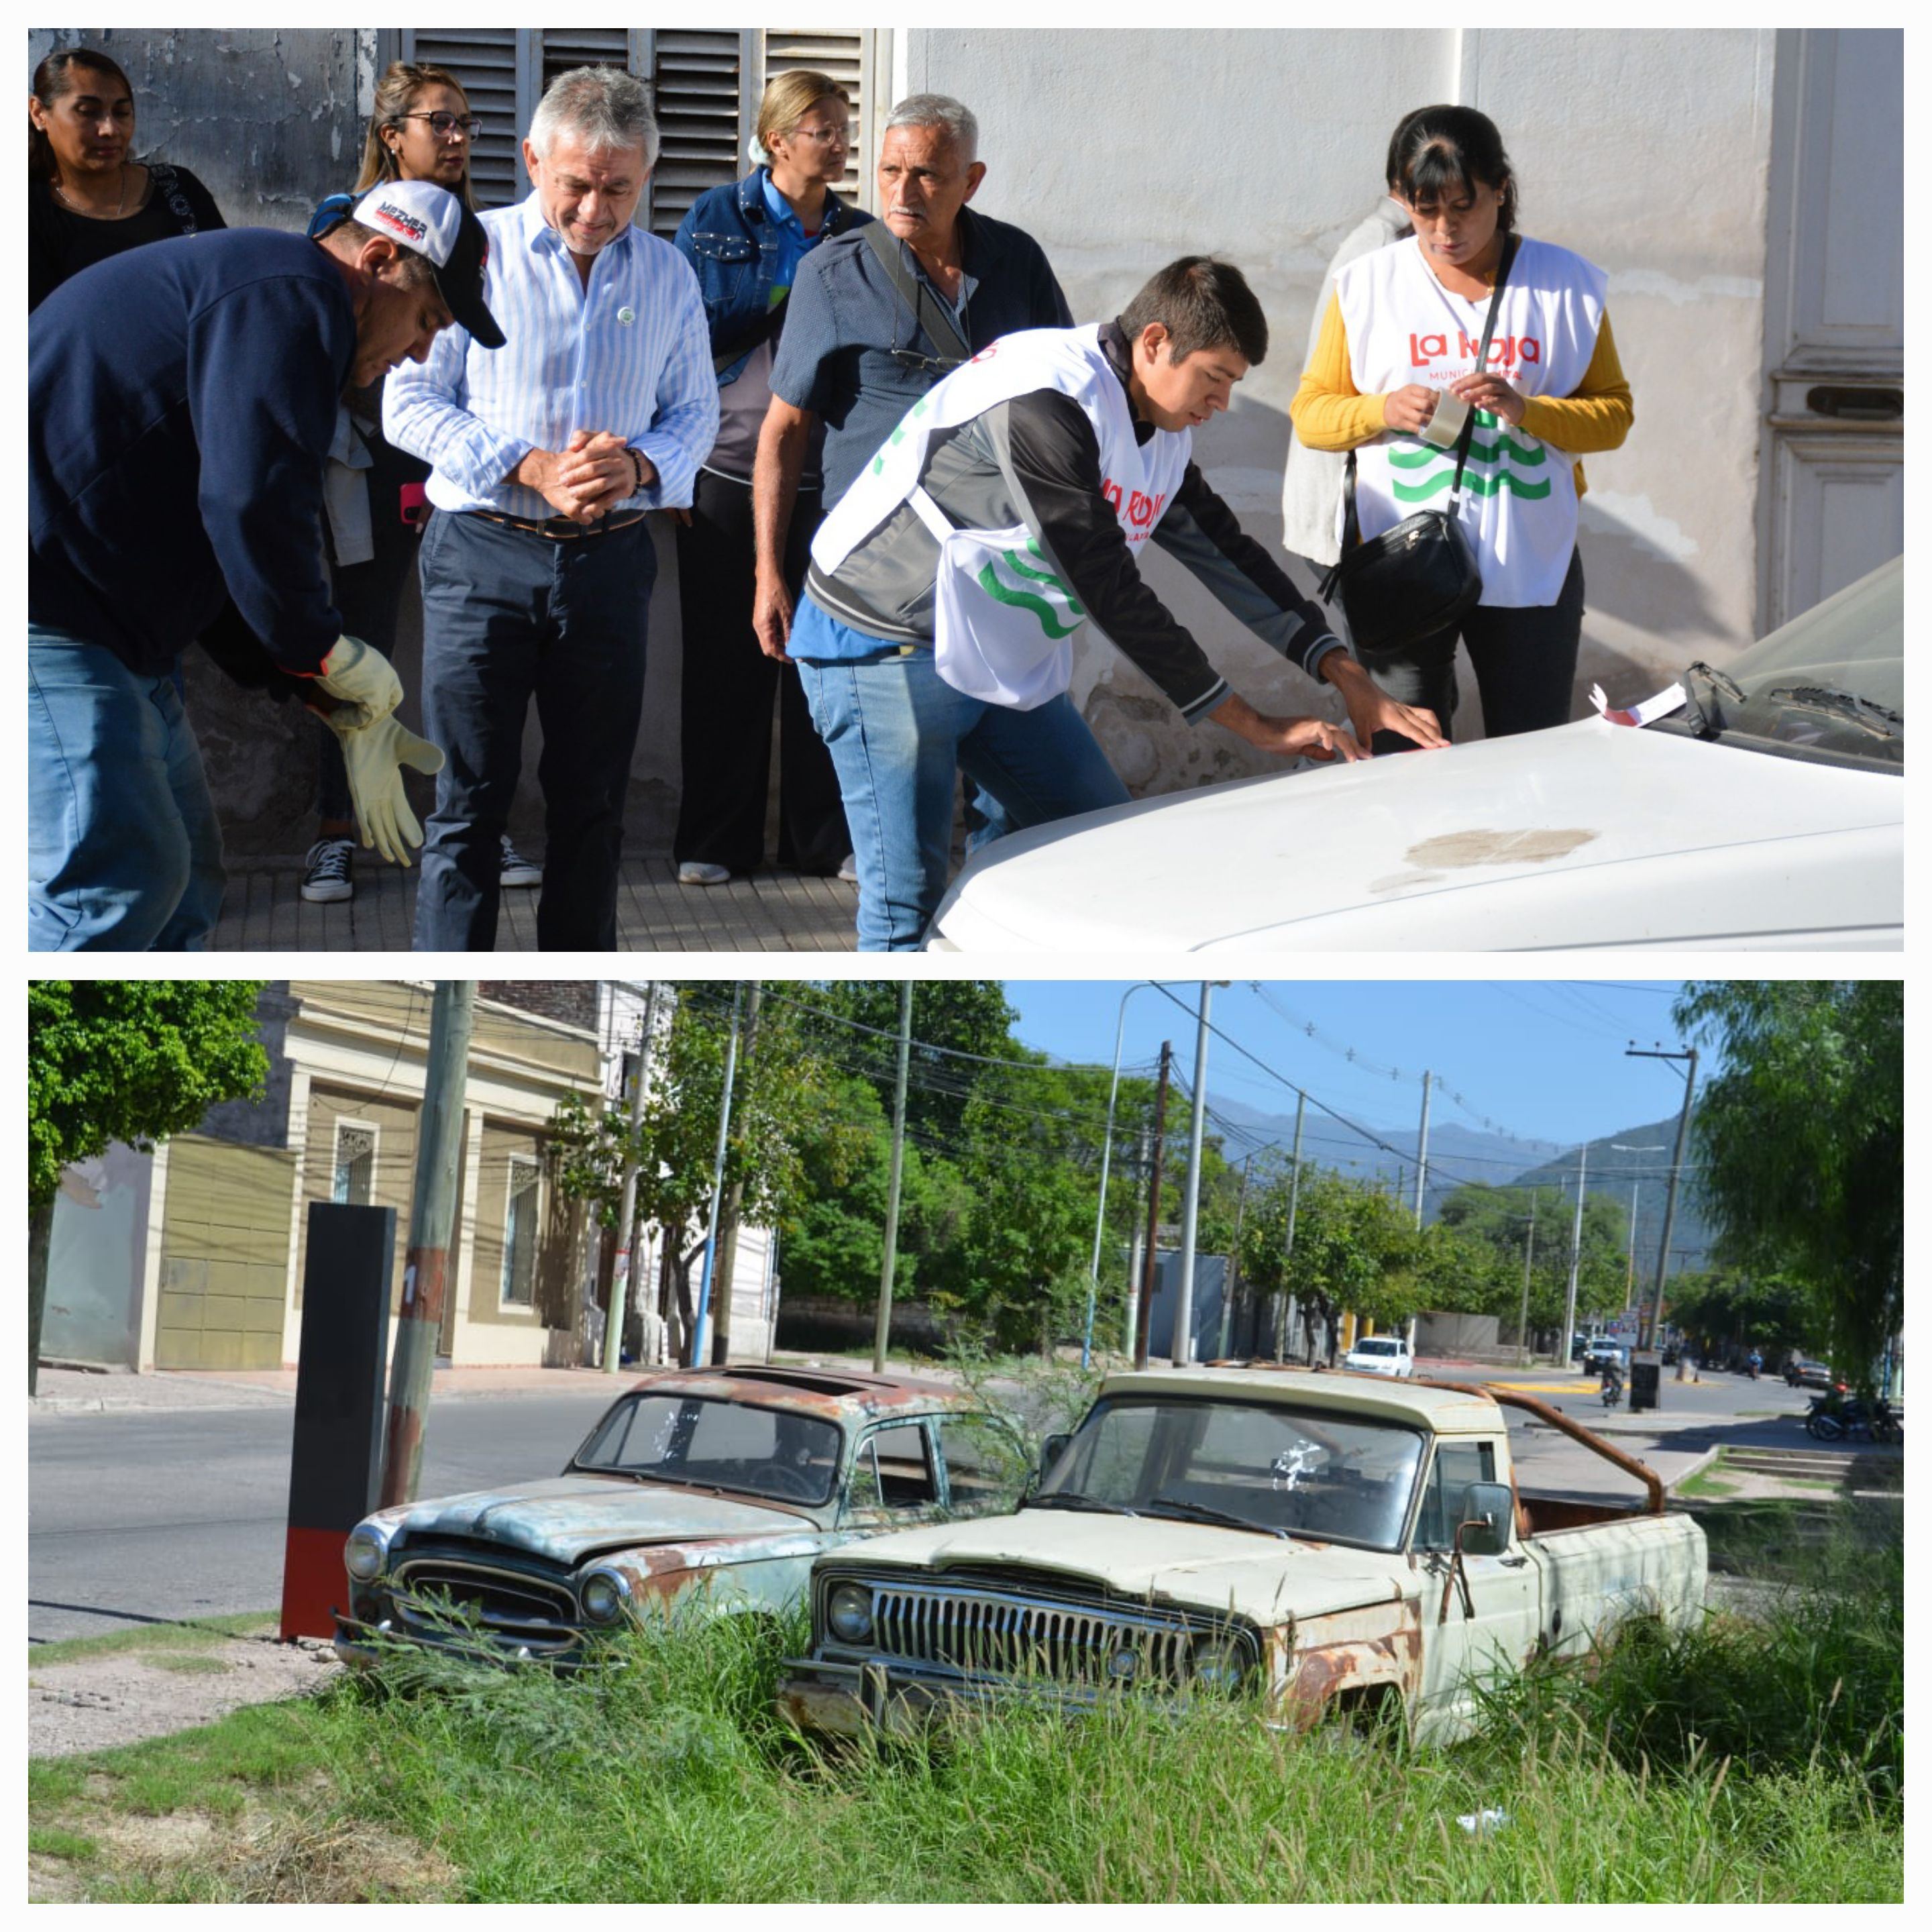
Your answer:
[400,482,429,529]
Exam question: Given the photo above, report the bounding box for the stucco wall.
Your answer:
[46,1144,155,1368]
[902,27,1776,791]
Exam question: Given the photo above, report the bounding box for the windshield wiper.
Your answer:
[1028,1493,1142,1518]
[1766,686,1901,739]
[1681,661,1745,738]
[1146,1495,1289,1539]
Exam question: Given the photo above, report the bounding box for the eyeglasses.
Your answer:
[398,111,482,139]
[785,122,851,146]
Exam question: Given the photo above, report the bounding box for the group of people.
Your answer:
[28,50,1632,954]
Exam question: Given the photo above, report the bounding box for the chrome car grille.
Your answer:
[851,1576,1210,1686]
[388,1548,580,1653]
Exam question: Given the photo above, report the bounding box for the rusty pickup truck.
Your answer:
[334,1366,1023,1666]
[778,1366,1706,1744]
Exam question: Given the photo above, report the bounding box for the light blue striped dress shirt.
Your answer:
[385,191,719,522]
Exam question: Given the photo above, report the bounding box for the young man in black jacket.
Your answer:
[786,256,1448,949]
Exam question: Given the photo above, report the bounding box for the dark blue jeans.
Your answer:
[413,511,654,952]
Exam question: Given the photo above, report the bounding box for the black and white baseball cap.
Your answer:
[351,179,506,350]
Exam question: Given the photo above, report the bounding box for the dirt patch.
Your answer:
[1404,827,1599,869]
[29,1634,344,1758]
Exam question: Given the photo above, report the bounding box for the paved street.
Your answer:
[28,1354,1884,1647]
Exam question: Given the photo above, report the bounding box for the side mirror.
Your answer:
[1457,1482,1515,1557]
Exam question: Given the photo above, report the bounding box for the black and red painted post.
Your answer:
[280,1201,394,1640]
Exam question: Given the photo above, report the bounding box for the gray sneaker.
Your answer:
[500,835,542,888]
[301,837,354,903]
[678,861,731,886]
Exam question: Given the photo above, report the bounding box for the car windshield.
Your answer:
[1032,1396,1424,1550]
[1665,557,1902,767]
[570,1393,842,1507]
[1354,1340,1402,1356]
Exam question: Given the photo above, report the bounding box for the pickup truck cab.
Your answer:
[780,1366,1705,1746]
[335,1366,1023,1667]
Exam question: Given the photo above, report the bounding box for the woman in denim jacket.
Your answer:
[669,72,871,886]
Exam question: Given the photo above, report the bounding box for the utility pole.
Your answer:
[380,979,475,1509]
[1277,1092,1306,1361]
[873,979,914,1373]
[1560,1140,1588,1371]
[710,980,761,1366]
[1134,1042,1172,1369]
[1515,1195,1538,1368]
[1626,1044,1700,1350]
[1171,982,1218,1368]
[604,981,659,1374]
[1218,1154,1252,1360]
[690,982,745,1368]
[1411,1071,1432,1227]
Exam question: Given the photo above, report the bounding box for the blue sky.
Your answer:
[1004,979,1701,1152]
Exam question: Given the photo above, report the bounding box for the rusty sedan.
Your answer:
[333,1366,1024,1666]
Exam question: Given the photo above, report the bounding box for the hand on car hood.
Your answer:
[851,1509,1409,1623]
[370,1474,816,1566]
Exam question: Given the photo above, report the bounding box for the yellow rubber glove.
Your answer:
[326,712,445,865]
[315,635,403,730]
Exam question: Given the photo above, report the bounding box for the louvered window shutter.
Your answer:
[391,29,882,227]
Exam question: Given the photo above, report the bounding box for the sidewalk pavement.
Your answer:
[209,851,859,953]
[28,1361,624,1416]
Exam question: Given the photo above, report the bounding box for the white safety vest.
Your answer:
[813,324,1193,708]
[1335,235,1607,608]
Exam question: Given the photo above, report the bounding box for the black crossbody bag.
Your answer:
[1320,233,1519,653]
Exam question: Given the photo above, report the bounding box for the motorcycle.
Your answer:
[1805,1393,1904,1444]
[1599,1363,1625,1409]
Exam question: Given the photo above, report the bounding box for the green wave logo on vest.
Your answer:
[871,394,934,476]
[975,541,1085,639]
[1389,411,1552,502]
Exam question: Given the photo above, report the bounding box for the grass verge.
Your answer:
[30,1527,1902,1903]
[29,1612,278,1670]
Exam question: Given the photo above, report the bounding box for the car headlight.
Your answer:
[580,1568,631,1625]
[1189,1635,1250,1695]
[344,1524,392,1582]
[826,1582,874,1644]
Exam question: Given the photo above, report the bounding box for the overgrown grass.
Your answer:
[28,1611,276,1669]
[31,1523,1904,1902]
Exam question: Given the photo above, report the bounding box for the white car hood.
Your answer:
[928,718,1901,951]
[841,1509,1409,1625]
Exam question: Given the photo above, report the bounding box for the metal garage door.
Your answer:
[156,1138,298,1370]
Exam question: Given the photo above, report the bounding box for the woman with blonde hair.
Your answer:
[300,62,539,902]
[667,70,871,888]
[30,43,225,311]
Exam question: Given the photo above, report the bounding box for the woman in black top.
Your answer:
[29,45,225,311]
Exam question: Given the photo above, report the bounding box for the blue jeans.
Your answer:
[29,624,225,951]
[413,511,655,952]
[793,597,1130,950]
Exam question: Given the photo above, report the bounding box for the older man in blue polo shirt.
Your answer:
[387,65,717,952]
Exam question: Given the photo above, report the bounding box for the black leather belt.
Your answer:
[467,508,648,542]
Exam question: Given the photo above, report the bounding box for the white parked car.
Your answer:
[924,559,1902,953]
[1343,1334,1415,1378]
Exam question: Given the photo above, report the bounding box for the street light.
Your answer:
[1083,982,1168,1368]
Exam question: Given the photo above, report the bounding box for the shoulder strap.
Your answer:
[711,292,788,374]
[859,219,971,364]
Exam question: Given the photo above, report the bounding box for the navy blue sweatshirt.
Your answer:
[30,228,356,678]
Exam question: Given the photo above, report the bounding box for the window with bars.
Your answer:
[332,1124,376,1206]
[392,28,878,235]
[502,1156,541,1307]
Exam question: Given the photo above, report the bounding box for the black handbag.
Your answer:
[1319,233,1519,653]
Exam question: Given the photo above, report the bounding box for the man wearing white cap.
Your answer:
[386,65,718,953]
[28,176,504,951]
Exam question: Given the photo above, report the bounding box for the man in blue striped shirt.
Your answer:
[387,65,717,951]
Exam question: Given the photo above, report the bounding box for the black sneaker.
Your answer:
[301,837,354,903]
[500,835,542,888]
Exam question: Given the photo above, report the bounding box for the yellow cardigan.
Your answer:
[1290,286,1633,495]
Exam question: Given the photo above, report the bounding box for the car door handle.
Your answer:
[1497,1555,1530,1568]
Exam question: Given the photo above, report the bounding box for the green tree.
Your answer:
[1674,980,1902,1389]
[1434,1183,1633,1335]
[1663,1267,1817,1365]
[28,980,268,1394]
[549,985,865,1363]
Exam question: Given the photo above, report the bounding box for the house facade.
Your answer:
[28,27,1900,843]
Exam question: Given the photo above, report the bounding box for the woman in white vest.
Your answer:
[1290,105,1633,750]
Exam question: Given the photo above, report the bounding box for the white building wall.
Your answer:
[902,27,1777,792]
